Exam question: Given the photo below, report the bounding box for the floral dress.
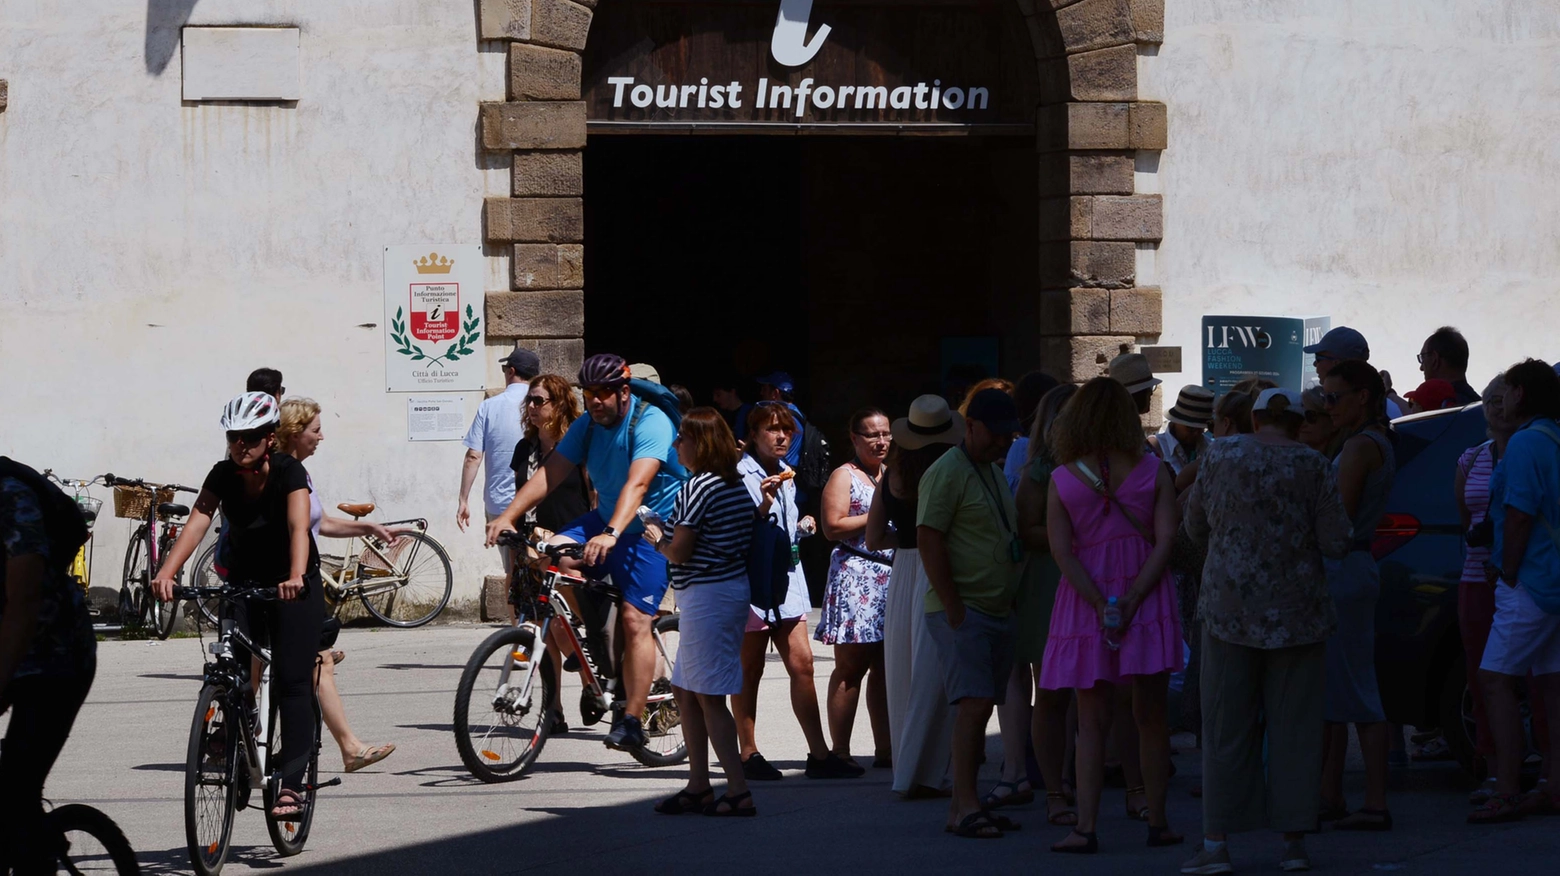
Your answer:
[816,468,894,645]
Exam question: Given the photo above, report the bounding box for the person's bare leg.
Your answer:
[1112,683,1146,816]
[995,665,1033,785]
[316,649,366,763]
[827,643,873,758]
[1357,721,1390,811]
[1133,672,1176,834]
[1055,684,1111,848]
[865,644,891,759]
[1034,683,1072,820]
[619,607,655,719]
[677,686,711,792]
[698,692,751,805]
[774,619,830,757]
[946,697,996,829]
[1482,670,1525,796]
[734,630,769,758]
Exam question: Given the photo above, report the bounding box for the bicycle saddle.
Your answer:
[157,502,189,519]
[337,502,375,518]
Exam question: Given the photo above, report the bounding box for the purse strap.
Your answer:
[1071,460,1156,547]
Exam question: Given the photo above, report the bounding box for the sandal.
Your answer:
[1125,785,1150,821]
[1515,786,1556,817]
[983,812,1022,831]
[331,650,346,666]
[1468,793,1523,824]
[1335,808,1393,831]
[983,780,1035,809]
[1050,829,1098,854]
[655,788,713,815]
[343,743,396,773]
[1469,779,1499,806]
[1147,824,1185,847]
[952,810,1004,839]
[703,790,757,817]
[269,789,308,822]
[1046,792,1078,826]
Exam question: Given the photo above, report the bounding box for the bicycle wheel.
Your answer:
[146,531,181,639]
[453,626,555,782]
[184,685,236,876]
[358,531,453,628]
[263,687,319,856]
[631,613,687,767]
[190,543,224,629]
[47,803,141,875]
[120,528,147,629]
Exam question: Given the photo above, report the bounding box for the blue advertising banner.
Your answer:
[1202,315,1330,396]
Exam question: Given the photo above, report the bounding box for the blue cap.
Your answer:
[1303,326,1370,360]
[965,388,1021,435]
[756,371,795,393]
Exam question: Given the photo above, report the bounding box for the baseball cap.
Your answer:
[499,347,541,379]
[1255,387,1303,414]
[756,371,795,393]
[1303,326,1370,360]
[628,363,662,385]
[965,388,1021,435]
[1406,379,1457,411]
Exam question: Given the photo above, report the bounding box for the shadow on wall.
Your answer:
[146,0,201,74]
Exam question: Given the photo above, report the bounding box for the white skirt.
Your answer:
[670,573,752,696]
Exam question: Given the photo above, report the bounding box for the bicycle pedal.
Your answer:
[312,777,343,790]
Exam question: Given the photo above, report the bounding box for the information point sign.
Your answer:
[384,245,485,393]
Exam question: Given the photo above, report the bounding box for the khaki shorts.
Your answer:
[924,608,1016,705]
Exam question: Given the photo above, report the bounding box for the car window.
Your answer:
[1386,406,1488,526]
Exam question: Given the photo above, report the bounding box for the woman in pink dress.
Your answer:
[1039,377,1184,854]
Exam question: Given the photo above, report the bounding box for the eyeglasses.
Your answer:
[226,429,271,446]
[525,395,552,407]
[1313,353,1338,364]
[582,385,622,402]
[1322,391,1345,407]
[854,431,891,441]
[1303,410,1329,424]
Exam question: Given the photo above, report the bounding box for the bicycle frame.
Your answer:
[319,518,430,601]
[203,611,275,787]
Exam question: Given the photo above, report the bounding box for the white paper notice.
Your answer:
[407,396,468,441]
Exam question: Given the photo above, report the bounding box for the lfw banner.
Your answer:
[1202,315,1330,396]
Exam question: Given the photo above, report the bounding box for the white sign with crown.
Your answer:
[384,244,486,392]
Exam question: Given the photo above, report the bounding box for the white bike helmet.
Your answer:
[221,391,280,431]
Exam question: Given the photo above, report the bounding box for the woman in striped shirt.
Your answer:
[646,408,759,817]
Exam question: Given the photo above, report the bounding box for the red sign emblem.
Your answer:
[409,283,460,343]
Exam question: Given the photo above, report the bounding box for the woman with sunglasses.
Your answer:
[816,408,895,771]
[509,375,592,536]
[1317,360,1398,831]
[152,392,323,821]
[1299,387,1341,456]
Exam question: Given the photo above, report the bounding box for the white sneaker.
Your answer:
[1280,839,1311,872]
[1181,843,1234,875]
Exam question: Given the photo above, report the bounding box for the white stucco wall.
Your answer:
[1141,1,1560,395]
[0,1,511,604]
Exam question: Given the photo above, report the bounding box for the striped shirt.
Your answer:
[668,472,756,588]
[1459,440,1496,585]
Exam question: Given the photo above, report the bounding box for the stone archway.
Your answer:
[476,0,1166,386]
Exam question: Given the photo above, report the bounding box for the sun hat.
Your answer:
[1108,353,1161,395]
[964,388,1022,435]
[1406,378,1457,411]
[1303,326,1370,361]
[1165,385,1216,429]
[1255,387,1303,415]
[891,395,966,450]
[628,362,662,385]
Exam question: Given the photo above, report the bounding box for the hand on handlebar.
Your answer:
[152,574,178,603]
[485,517,514,548]
[582,532,617,567]
[278,576,305,601]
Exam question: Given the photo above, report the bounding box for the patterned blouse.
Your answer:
[1182,435,1353,649]
[0,477,97,679]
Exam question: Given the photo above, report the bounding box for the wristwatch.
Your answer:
[1500,568,1519,585]
[601,525,618,539]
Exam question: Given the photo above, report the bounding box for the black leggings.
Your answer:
[0,664,95,875]
[243,582,325,791]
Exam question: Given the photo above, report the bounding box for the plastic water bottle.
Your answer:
[1103,596,1123,651]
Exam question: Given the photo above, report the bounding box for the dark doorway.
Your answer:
[583,134,1041,448]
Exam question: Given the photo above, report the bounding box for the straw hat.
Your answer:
[891,395,966,450]
[1165,385,1216,429]
[1109,353,1162,395]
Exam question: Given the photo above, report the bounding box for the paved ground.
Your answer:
[15,621,1560,875]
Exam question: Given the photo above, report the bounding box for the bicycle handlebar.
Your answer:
[103,473,198,494]
[171,583,281,602]
[496,530,585,561]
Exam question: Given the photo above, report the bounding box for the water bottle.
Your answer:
[1103,596,1123,651]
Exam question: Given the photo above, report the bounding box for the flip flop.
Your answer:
[655,788,713,815]
[331,650,347,665]
[344,743,396,773]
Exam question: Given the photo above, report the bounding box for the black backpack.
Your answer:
[746,514,792,625]
[793,413,832,497]
[0,457,90,573]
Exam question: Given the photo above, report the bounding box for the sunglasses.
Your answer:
[582,385,622,402]
[525,395,552,407]
[226,428,272,446]
[1321,391,1352,407]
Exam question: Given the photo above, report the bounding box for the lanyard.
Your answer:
[962,446,1014,534]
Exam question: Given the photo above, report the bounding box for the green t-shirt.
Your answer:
[916,446,1023,617]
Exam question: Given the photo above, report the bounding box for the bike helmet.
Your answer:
[578,353,630,388]
[220,391,280,431]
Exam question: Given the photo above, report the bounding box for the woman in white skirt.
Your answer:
[868,395,963,797]
[646,408,759,817]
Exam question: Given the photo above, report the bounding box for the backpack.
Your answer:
[0,457,91,574]
[792,412,832,497]
[581,378,689,482]
[746,515,792,624]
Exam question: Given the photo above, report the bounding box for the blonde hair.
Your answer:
[1048,378,1145,465]
[958,378,1015,415]
[276,397,321,454]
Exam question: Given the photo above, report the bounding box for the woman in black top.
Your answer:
[508,374,592,533]
[153,392,323,821]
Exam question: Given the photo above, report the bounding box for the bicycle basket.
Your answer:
[113,485,173,519]
[75,495,103,530]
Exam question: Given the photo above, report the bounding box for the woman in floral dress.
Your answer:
[817,408,895,768]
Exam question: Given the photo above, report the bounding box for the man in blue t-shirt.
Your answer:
[1479,358,1560,818]
[487,353,681,752]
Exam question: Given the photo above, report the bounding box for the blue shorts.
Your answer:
[557,513,669,617]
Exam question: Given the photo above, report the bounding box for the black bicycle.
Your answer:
[453,529,684,782]
[171,583,338,876]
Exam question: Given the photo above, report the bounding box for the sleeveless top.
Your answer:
[880,484,919,550]
[1336,429,1396,551]
[835,468,893,565]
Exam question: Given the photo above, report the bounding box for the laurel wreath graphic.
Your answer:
[390,304,481,367]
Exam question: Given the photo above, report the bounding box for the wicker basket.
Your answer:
[113,485,174,520]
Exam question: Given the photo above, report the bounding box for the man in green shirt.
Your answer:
[918,388,1024,838]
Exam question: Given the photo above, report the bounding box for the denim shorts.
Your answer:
[924,608,1016,705]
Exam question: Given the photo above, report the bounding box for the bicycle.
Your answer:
[41,471,109,630]
[106,474,198,640]
[170,582,338,876]
[189,503,452,629]
[0,796,140,875]
[453,528,684,782]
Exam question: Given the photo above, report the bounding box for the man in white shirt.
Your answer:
[457,347,540,573]
[1155,385,1215,476]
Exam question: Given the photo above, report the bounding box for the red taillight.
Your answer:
[1371,513,1420,560]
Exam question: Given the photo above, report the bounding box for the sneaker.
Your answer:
[549,709,569,735]
[604,713,646,751]
[1279,839,1310,872]
[742,751,784,781]
[1180,843,1234,875]
[806,752,866,779]
[562,652,580,673]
